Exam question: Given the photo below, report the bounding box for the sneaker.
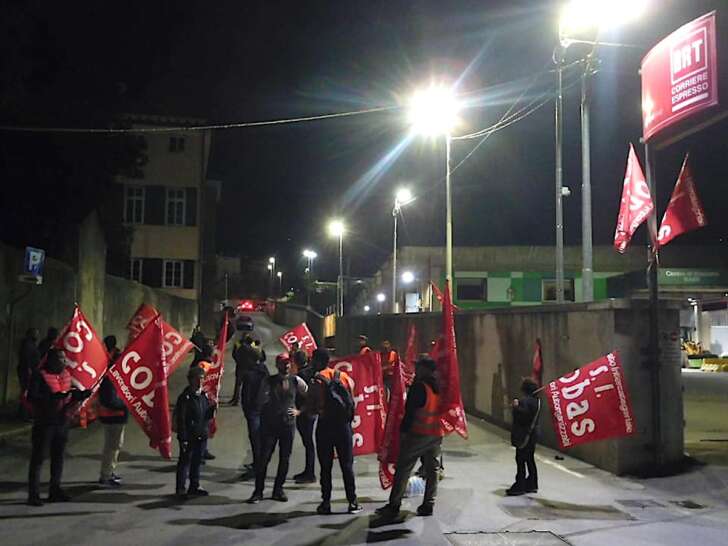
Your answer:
[316,502,332,515]
[187,487,209,497]
[506,485,526,497]
[48,488,71,503]
[272,490,288,502]
[247,491,263,504]
[348,502,363,514]
[294,473,316,484]
[375,504,400,518]
[416,504,434,517]
[98,477,122,487]
[203,451,216,461]
[27,495,43,507]
[111,473,123,482]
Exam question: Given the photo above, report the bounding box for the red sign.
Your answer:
[330,351,386,456]
[642,11,719,141]
[54,305,109,392]
[109,318,172,458]
[546,352,636,450]
[127,303,159,342]
[657,154,707,247]
[279,323,317,355]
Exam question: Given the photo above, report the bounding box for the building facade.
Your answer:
[117,115,212,301]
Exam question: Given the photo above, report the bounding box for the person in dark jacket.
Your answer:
[37,327,59,358]
[230,335,258,405]
[175,366,216,499]
[98,336,128,487]
[292,350,317,483]
[27,348,91,506]
[17,328,40,419]
[247,353,307,503]
[376,355,443,520]
[238,342,269,480]
[506,377,541,496]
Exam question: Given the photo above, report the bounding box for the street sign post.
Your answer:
[21,246,45,285]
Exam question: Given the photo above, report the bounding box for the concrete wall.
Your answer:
[335,300,683,476]
[269,302,325,346]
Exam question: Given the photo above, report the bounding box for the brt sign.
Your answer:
[642,12,719,142]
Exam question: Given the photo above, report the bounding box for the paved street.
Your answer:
[683,369,728,466]
[1,314,728,545]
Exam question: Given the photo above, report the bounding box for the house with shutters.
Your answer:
[117,114,214,301]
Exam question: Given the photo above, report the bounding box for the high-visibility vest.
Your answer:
[411,383,443,437]
[381,350,397,377]
[40,369,71,393]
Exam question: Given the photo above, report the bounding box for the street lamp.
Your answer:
[407,84,460,296]
[376,292,386,314]
[556,0,649,303]
[302,249,317,307]
[276,270,283,297]
[392,187,415,313]
[328,220,346,316]
[401,270,415,284]
[363,305,371,313]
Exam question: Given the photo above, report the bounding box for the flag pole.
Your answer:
[644,140,662,471]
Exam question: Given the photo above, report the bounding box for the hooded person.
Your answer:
[38,327,59,358]
[506,377,541,496]
[97,335,128,487]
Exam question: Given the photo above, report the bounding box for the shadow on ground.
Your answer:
[170,509,311,529]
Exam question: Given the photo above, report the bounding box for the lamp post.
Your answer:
[392,187,414,313]
[328,220,345,316]
[407,84,460,296]
[376,292,386,314]
[302,249,317,307]
[276,270,283,297]
[557,0,650,302]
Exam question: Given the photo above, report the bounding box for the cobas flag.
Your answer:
[205,318,229,437]
[403,323,417,387]
[532,338,544,388]
[109,316,173,459]
[279,322,318,356]
[546,352,635,450]
[377,358,407,489]
[127,303,159,343]
[614,144,655,253]
[330,351,386,456]
[657,154,707,247]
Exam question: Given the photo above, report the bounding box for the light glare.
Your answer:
[560,0,649,35]
[328,220,345,238]
[376,293,386,302]
[407,84,460,137]
[401,271,415,284]
[395,187,414,207]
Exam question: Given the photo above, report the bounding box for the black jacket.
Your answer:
[98,376,129,424]
[233,342,259,375]
[27,369,85,426]
[511,394,540,448]
[17,337,40,390]
[241,361,269,415]
[175,386,215,442]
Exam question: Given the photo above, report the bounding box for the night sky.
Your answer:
[2,1,727,288]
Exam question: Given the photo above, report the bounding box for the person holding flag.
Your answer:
[97,335,128,487]
[506,377,541,496]
[26,349,92,506]
[376,355,443,520]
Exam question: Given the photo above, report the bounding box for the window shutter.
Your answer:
[145,185,165,225]
[183,260,195,289]
[142,258,163,288]
[186,188,197,226]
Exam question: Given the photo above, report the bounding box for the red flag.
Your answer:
[378,359,406,489]
[204,318,229,437]
[546,351,635,450]
[109,316,172,458]
[434,280,468,439]
[614,144,655,253]
[279,322,318,356]
[127,303,159,343]
[657,154,707,247]
[531,338,543,388]
[330,351,386,456]
[403,323,417,386]
[431,282,444,304]
[160,321,194,375]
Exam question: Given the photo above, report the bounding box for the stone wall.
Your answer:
[335,300,683,476]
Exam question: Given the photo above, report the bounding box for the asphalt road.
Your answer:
[682,369,728,466]
[1,314,728,545]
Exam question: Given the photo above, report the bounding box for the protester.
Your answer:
[380,339,398,400]
[17,328,40,419]
[376,355,443,519]
[239,339,270,479]
[97,336,128,487]
[292,349,317,484]
[358,335,372,355]
[188,348,216,463]
[310,348,362,515]
[27,348,91,506]
[247,353,307,503]
[37,327,59,358]
[190,324,206,362]
[230,335,258,405]
[289,341,306,374]
[506,377,541,496]
[174,366,216,499]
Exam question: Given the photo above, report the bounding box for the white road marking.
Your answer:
[535,454,585,478]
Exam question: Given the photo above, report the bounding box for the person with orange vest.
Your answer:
[376,355,443,520]
[380,339,398,400]
[27,348,91,506]
[357,335,372,355]
[98,336,128,487]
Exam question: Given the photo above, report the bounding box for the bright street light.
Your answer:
[560,0,649,37]
[395,187,414,208]
[268,256,276,264]
[302,249,317,260]
[401,271,415,284]
[267,264,272,271]
[328,219,345,316]
[363,305,370,313]
[376,293,386,303]
[276,271,282,278]
[407,84,460,137]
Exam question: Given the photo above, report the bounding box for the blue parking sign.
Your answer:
[24,247,45,278]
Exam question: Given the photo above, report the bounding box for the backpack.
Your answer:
[321,370,355,423]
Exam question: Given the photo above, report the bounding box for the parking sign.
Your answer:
[23,246,45,284]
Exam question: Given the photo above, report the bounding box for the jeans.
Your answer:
[176,437,204,493]
[28,422,68,499]
[255,422,295,494]
[389,433,442,509]
[296,415,316,477]
[515,441,537,489]
[316,420,356,504]
[245,412,262,468]
[100,423,126,480]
